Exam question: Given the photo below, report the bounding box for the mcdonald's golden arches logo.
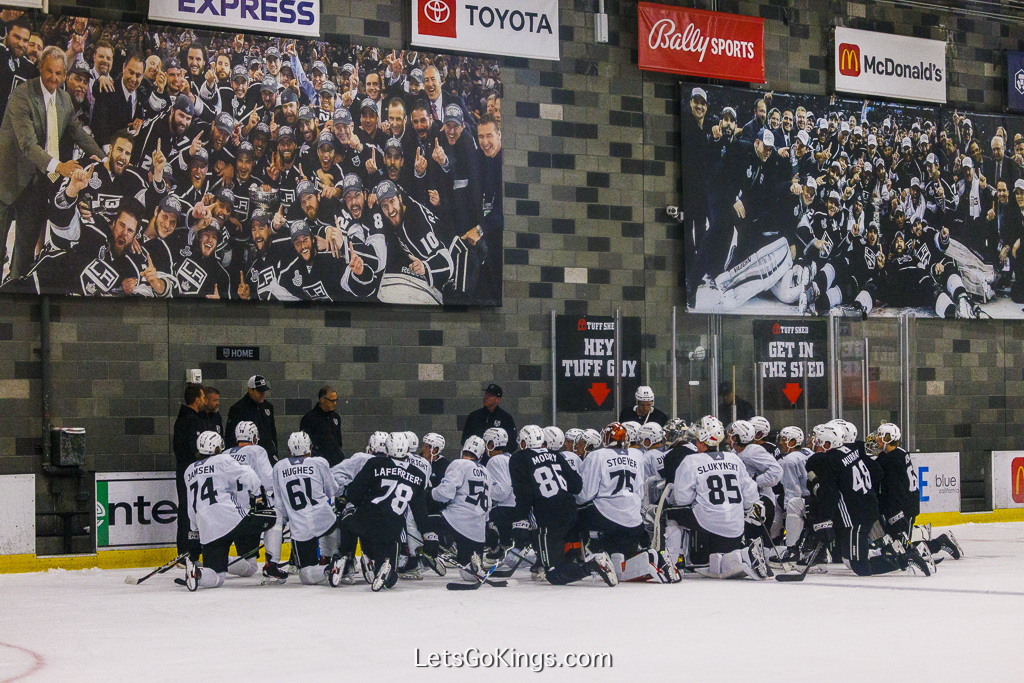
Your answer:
[839,43,861,77]
[1013,457,1024,504]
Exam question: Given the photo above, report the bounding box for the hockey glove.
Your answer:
[422,532,440,558]
[810,521,835,547]
[512,520,532,549]
[744,501,766,525]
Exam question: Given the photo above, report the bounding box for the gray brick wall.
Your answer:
[3,0,1024,527]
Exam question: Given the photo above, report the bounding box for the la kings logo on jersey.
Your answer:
[176,258,209,293]
[81,258,119,294]
[303,281,329,299]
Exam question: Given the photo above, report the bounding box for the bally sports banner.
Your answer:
[96,472,179,549]
[834,27,946,104]
[638,3,765,83]
[412,0,559,61]
[150,0,320,37]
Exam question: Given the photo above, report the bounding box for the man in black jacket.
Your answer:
[225,375,278,460]
[201,386,222,437]
[461,383,516,445]
[299,385,344,466]
[172,383,205,555]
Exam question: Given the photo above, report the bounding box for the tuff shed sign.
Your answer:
[637,3,765,83]
[412,0,559,61]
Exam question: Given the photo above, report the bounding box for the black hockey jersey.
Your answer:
[508,447,582,527]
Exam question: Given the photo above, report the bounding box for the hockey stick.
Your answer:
[446,546,518,591]
[125,552,188,585]
[489,546,531,579]
[227,543,264,569]
[775,542,823,582]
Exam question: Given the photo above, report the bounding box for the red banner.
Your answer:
[638,2,765,83]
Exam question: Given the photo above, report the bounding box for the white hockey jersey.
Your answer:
[734,443,783,497]
[407,453,433,487]
[223,444,275,501]
[485,452,515,508]
[561,451,583,474]
[780,447,812,505]
[643,447,665,481]
[431,458,491,543]
[184,453,261,543]
[578,447,645,527]
[673,450,758,538]
[272,455,338,542]
[331,451,375,492]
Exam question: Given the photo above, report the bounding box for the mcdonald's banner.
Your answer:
[637,2,765,83]
[991,451,1024,509]
[909,452,960,514]
[834,27,946,104]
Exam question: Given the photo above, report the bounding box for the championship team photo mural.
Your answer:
[0,13,505,306]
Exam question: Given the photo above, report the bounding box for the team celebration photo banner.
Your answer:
[680,81,1024,319]
[0,12,505,307]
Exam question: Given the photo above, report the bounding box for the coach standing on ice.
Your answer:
[226,375,279,461]
[300,385,344,466]
[462,383,516,444]
[173,383,206,556]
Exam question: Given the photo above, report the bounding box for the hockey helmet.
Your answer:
[368,430,389,455]
[811,424,843,451]
[564,428,584,447]
[635,385,655,403]
[288,431,312,457]
[602,422,628,448]
[543,426,565,451]
[386,432,410,459]
[877,423,902,446]
[639,423,664,449]
[662,418,687,447]
[728,420,757,446]
[422,432,446,456]
[235,420,259,445]
[778,426,805,448]
[696,416,725,447]
[621,421,641,445]
[750,416,771,441]
[582,429,602,451]
[403,431,420,452]
[462,436,486,460]
[518,425,546,450]
[483,427,508,450]
[197,431,224,456]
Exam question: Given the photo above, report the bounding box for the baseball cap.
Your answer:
[333,108,353,126]
[827,190,841,202]
[759,129,775,148]
[805,176,817,189]
[248,375,269,391]
[172,94,195,118]
[964,118,973,128]
[295,180,316,200]
[319,80,337,97]
[840,121,850,133]
[253,122,271,139]
[190,148,209,167]
[265,47,280,60]
[251,209,272,226]
[261,76,278,92]
[690,87,707,102]
[961,157,973,169]
[853,126,863,136]
[882,118,892,129]
[384,137,402,154]
[163,57,181,71]
[409,68,424,84]
[901,137,912,149]
[289,220,311,240]
[214,111,235,134]
[912,122,921,131]
[360,98,378,113]
[910,177,921,188]
[238,140,255,159]
[317,130,335,149]
[375,179,399,201]
[796,130,810,146]
[342,173,364,195]
[248,56,262,70]
[214,187,235,204]
[68,62,90,78]
[721,106,737,120]
[298,106,315,122]
[277,125,295,141]
[158,195,185,220]
[1015,178,1024,192]
[875,158,887,169]
[341,62,356,76]
[919,134,929,145]
[867,134,878,146]
[231,64,248,81]
[311,61,328,75]
[484,383,503,397]
[280,89,299,105]
[926,152,938,165]
[817,119,828,130]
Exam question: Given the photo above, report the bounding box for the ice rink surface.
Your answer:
[1,523,1021,683]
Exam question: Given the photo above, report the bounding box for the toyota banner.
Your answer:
[835,27,947,104]
[637,2,765,83]
[412,0,560,61]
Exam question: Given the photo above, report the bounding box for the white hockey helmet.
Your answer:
[462,436,486,460]
[565,428,584,447]
[728,420,757,446]
[288,431,312,457]
[483,427,508,450]
[778,426,805,448]
[544,426,565,450]
[197,431,224,456]
[622,421,641,444]
[404,431,420,452]
[234,420,259,445]
[829,419,857,445]
[635,385,655,403]
[422,432,445,455]
[518,425,545,450]
[368,430,389,455]
[750,416,771,440]
[582,429,601,451]
[811,424,843,451]
[877,423,902,446]
[602,422,629,448]
[386,432,410,459]
[696,416,725,447]
[639,422,664,449]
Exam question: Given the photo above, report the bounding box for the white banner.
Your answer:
[834,27,946,104]
[0,475,35,555]
[412,0,559,61]
[95,472,178,550]
[3,0,43,8]
[149,0,319,38]
[910,452,960,514]
[991,451,1024,509]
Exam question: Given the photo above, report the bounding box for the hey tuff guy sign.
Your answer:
[556,315,640,412]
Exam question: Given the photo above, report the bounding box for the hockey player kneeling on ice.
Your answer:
[337,432,432,591]
[578,423,672,582]
[727,420,782,547]
[777,426,812,564]
[508,425,617,586]
[804,424,933,577]
[266,432,342,586]
[483,427,515,563]
[870,423,962,561]
[398,432,444,580]
[181,431,272,591]
[667,416,769,580]
[658,419,698,486]
[223,421,277,574]
[431,436,492,581]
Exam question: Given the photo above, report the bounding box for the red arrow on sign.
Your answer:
[589,383,611,406]
[783,383,802,405]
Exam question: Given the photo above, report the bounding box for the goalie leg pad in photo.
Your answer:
[771,264,804,304]
[712,238,792,310]
[377,273,444,306]
[945,238,997,301]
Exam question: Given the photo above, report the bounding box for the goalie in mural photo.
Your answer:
[0,12,504,307]
[681,81,1024,318]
